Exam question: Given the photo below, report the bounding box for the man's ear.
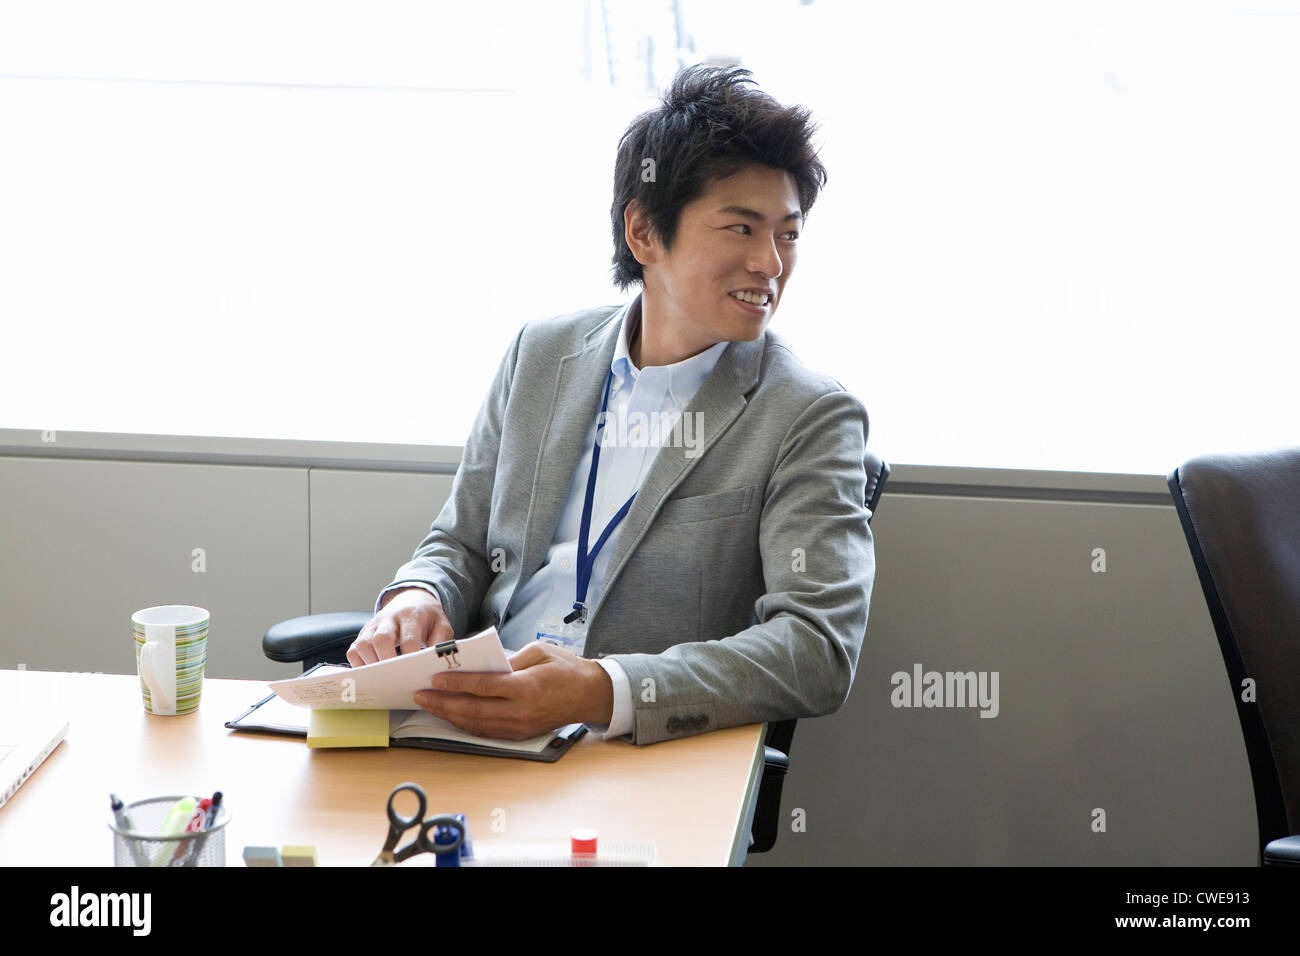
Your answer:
[623,199,660,270]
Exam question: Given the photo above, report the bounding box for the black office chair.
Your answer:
[1168,447,1300,866]
[262,452,890,858]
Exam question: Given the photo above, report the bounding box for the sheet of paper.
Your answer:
[267,627,511,710]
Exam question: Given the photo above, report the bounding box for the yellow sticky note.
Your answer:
[306,709,390,748]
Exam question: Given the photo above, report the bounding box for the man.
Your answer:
[348,64,875,746]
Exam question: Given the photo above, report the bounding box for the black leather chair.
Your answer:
[1168,447,1300,866]
[263,452,890,857]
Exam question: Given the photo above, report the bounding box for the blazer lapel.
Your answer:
[514,310,623,592]
[591,330,766,629]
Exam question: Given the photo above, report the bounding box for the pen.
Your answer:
[109,793,133,831]
[184,799,211,836]
[174,798,212,866]
[204,791,222,828]
[185,791,224,867]
[110,794,147,866]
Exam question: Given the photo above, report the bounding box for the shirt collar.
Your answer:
[610,292,730,407]
[610,296,638,387]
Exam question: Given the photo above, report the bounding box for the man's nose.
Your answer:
[749,234,784,280]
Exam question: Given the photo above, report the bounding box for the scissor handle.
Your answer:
[392,815,465,863]
[385,782,429,831]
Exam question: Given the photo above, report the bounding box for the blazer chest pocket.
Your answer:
[655,484,757,525]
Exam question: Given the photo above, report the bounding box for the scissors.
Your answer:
[370,782,466,867]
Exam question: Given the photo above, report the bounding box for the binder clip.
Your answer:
[433,638,461,669]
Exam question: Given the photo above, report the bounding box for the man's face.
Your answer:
[636,163,802,352]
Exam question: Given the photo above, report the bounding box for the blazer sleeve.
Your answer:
[605,388,875,745]
[378,325,526,638]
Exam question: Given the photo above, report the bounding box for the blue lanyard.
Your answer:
[564,369,636,625]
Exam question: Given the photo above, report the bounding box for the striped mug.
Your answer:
[132,605,209,716]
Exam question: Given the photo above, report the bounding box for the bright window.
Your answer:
[2,1,1295,474]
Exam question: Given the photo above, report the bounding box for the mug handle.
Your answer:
[140,623,177,715]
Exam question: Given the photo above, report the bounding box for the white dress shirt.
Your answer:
[378,294,729,739]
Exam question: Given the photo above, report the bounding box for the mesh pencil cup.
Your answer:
[109,795,231,867]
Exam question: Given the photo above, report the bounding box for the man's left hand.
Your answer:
[413,642,615,740]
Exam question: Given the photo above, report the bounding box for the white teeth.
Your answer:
[730,291,770,306]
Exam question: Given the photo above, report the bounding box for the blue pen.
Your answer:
[110,794,147,866]
[204,791,223,828]
[109,793,133,831]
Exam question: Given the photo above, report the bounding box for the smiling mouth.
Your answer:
[729,290,772,306]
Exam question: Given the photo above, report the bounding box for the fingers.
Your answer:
[411,645,590,739]
[414,688,495,728]
[507,643,556,670]
[428,610,455,647]
[347,592,453,666]
[347,618,395,666]
[412,688,542,741]
[397,614,423,656]
[347,622,382,666]
[431,671,512,697]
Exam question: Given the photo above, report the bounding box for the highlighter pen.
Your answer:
[153,796,198,867]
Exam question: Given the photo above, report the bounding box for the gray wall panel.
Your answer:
[0,456,306,681]
[746,494,1255,865]
[308,468,454,615]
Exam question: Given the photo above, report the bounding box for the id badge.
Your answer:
[535,618,588,655]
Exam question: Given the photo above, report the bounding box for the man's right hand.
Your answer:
[347,587,454,666]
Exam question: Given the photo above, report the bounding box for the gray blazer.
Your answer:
[384,301,875,745]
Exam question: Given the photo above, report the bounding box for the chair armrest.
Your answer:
[262,611,373,666]
[749,747,790,854]
[1263,835,1300,866]
[763,746,789,775]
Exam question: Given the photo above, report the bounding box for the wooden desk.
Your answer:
[0,670,765,866]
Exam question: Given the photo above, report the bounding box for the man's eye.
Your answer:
[727,224,799,240]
